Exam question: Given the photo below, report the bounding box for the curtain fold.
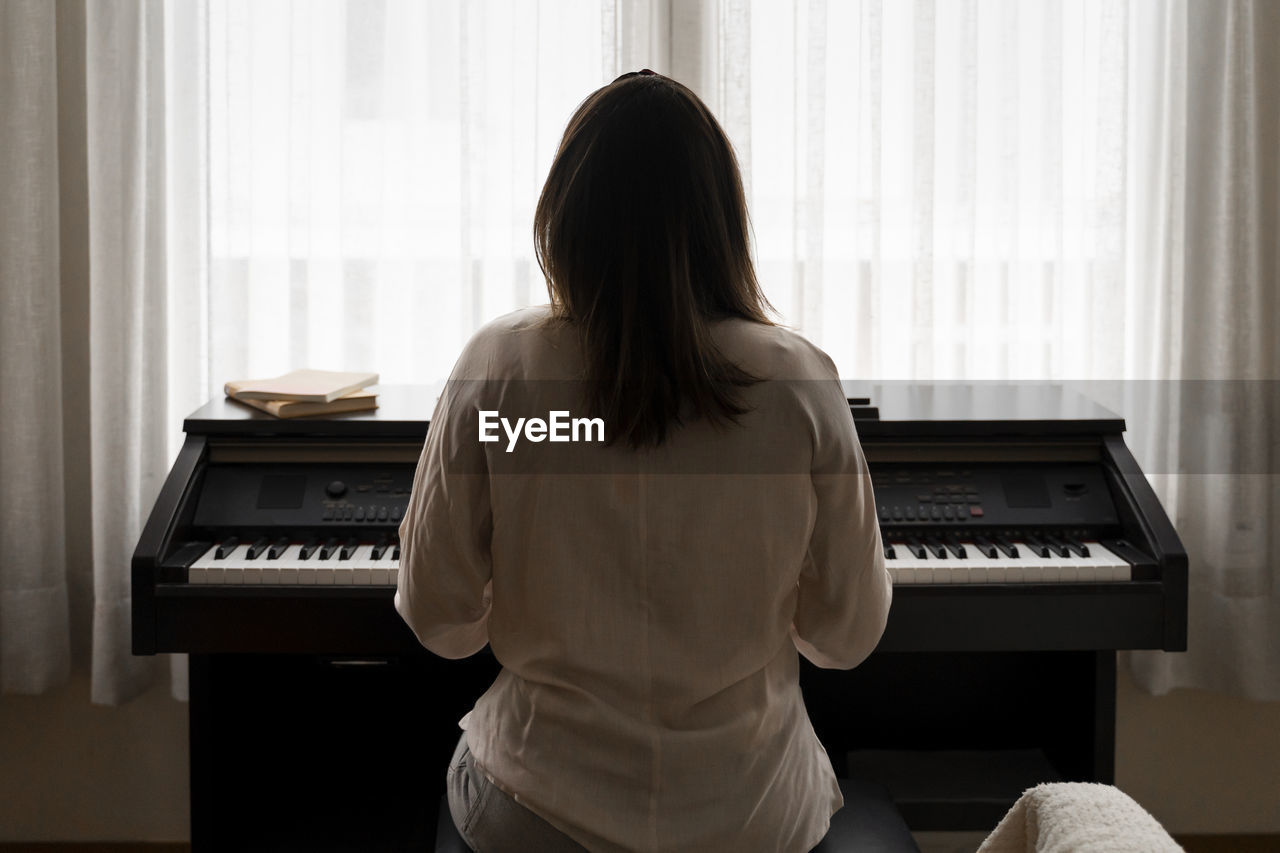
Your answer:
[1128,0,1280,701]
[84,0,172,705]
[0,0,71,696]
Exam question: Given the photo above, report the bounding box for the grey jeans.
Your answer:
[447,734,589,853]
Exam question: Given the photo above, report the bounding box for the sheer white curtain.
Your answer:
[1,0,69,695]
[178,0,1280,700]
[2,0,1275,703]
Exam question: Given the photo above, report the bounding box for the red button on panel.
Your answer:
[968,506,984,517]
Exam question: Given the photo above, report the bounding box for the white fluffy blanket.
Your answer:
[978,783,1182,853]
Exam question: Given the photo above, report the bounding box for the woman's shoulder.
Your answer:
[714,318,840,382]
[451,305,571,380]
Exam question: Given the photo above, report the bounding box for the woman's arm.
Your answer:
[396,378,494,659]
[792,363,892,670]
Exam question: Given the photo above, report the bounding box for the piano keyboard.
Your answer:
[186,536,1128,587]
[188,539,400,586]
[884,539,1131,585]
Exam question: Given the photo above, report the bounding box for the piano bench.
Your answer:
[434,778,920,852]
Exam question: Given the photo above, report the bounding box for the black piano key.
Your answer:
[972,536,998,559]
[993,536,1019,558]
[904,537,928,560]
[339,537,360,560]
[390,544,400,561]
[297,538,319,560]
[884,544,897,560]
[244,537,270,560]
[318,537,340,560]
[1066,538,1090,557]
[943,536,967,559]
[921,536,948,560]
[214,536,238,560]
[267,536,290,560]
[1043,535,1070,558]
[370,536,389,560]
[1023,535,1050,558]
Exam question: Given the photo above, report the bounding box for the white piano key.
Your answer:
[185,540,402,586]
[883,538,1134,586]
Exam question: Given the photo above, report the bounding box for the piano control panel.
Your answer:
[872,464,1118,528]
[193,464,414,528]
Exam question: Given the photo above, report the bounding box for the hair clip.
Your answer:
[638,69,656,75]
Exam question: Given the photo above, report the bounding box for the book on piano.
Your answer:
[225,388,378,419]
[225,368,378,403]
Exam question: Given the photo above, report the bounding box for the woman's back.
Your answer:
[397,306,890,852]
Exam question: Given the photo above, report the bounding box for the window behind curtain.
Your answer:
[206,0,1130,388]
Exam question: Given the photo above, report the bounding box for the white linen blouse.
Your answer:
[397,305,890,853]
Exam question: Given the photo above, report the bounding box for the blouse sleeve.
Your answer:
[791,358,892,670]
[395,374,493,659]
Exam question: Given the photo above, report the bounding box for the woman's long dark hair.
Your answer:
[534,71,773,448]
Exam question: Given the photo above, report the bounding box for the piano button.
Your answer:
[377,506,388,522]
[943,505,955,520]
[323,507,334,521]
[879,505,889,522]
[917,494,931,503]
[214,537,238,560]
[931,507,942,520]
[891,506,902,521]
[391,505,403,522]
[968,505,984,517]
[355,507,365,521]
[904,507,915,521]
[342,507,353,520]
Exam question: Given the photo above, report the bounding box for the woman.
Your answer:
[396,70,890,853]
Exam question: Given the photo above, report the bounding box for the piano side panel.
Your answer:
[1102,435,1189,651]
[132,434,208,655]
